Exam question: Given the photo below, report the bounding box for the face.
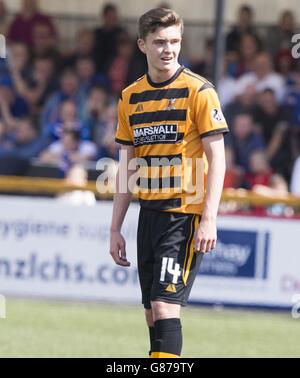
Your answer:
[104,9,118,27]
[254,54,272,77]
[280,12,294,31]
[240,34,258,59]
[77,30,95,54]
[0,1,6,17]
[62,133,78,152]
[15,120,36,143]
[60,101,77,121]
[61,73,78,95]
[34,59,54,81]
[10,43,29,70]
[249,151,268,173]
[233,114,253,139]
[138,25,182,74]
[76,59,95,80]
[259,91,276,112]
[22,0,37,12]
[239,9,252,27]
[239,84,256,105]
[33,24,54,53]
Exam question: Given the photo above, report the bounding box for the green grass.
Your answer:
[0,299,299,357]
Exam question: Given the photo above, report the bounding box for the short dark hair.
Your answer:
[138,8,183,40]
[240,5,253,15]
[103,3,116,16]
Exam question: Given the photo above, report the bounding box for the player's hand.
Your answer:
[109,231,131,267]
[194,218,217,253]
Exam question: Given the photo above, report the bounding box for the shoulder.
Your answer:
[181,68,214,92]
[120,75,147,102]
[48,141,61,153]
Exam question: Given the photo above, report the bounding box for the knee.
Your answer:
[151,301,180,322]
[145,309,154,327]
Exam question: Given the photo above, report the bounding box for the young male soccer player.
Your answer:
[109,8,229,358]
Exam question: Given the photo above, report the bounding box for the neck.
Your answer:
[148,63,181,84]
[22,10,35,18]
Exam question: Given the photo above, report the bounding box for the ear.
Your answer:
[137,39,146,54]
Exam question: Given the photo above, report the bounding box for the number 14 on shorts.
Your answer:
[160,257,181,284]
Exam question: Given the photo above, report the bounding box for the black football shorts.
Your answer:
[137,207,204,309]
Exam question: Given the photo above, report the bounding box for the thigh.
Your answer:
[150,212,201,306]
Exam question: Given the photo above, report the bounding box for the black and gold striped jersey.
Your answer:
[115,65,229,215]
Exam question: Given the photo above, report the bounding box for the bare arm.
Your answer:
[266,122,288,161]
[194,134,226,253]
[110,145,137,267]
[11,69,46,106]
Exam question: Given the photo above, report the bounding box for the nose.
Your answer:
[163,42,172,53]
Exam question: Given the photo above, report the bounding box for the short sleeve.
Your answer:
[115,98,134,145]
[193,87,229,138]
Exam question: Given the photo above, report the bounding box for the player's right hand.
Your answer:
[109,231,131,267]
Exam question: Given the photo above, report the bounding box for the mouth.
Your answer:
[161,57,173,62]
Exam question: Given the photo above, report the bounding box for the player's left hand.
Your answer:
[194,218,217,253]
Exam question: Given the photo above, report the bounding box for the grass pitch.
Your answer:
[0,299,299,358]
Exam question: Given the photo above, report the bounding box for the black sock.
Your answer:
[148,326,155,356]
[152,318,182,357]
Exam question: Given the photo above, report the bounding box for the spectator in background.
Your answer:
[0,119,10,148]
[8,0,57,48]
[96,102,118,159]
[226,5,256,55]
[126,41,148,85]
[107,34,134,97]
[290,155,300,195]
[0,75,29,130]
[218,60,237,107]
[0,117,49,159]
[286,69,300,128]
[223,146,244,188]
[57,164,96,206]
[267,10,296,58]
[0,0,9,37]
[243,150,274,189]
[246,151,290,216]
[31,22,60,63]
[224,83,257,125]
[62,28,96,69]
[75,56,108,97]
[274,49,295,84]
[189,38,214,81]
[254,89,292,180]
[6,42,32,84]
[10,53,57,117]
[28,56,57,111]
[43,99,90,142]
[39,128,97,168]
[286,69,300,157]
[82,85,109,140]
[226,112,265,171]
[228,32,262,78]
[41,69,85,129]
[94,3,126,73]
[235,52,286,102]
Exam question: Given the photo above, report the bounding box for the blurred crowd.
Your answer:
[0,0,300,197]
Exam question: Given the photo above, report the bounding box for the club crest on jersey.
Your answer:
[165,98,176,111]
[211,108,224,123]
